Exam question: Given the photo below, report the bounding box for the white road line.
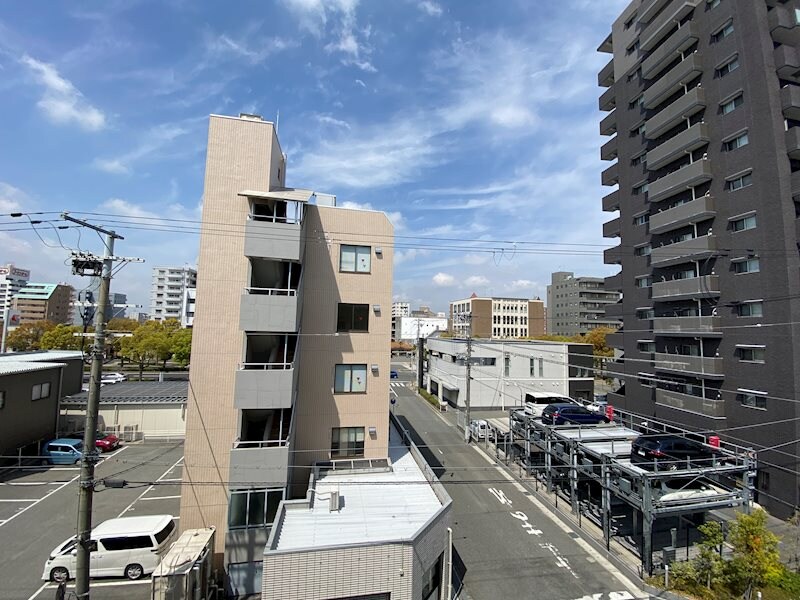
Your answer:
[140,495,182,501]
[25,581,49,600]
[0,473,79,529]
[0,498,38,502]
[0,481,69,486]
[118,456,184,518]
[158,478,182,482]
[33,579,150,597]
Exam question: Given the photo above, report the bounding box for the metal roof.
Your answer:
[61,381,188,404]
[0,361,67,376]
[238,188,315,203]
[269,424,444,552]
[0,351,84,363]
[13,283,58,299]
[153,528,215,577]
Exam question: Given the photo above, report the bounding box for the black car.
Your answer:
[630,434,722,470]
[541,403,611,426]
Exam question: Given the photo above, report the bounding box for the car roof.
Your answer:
[545,403,581,409]
[92,515,173,537]
[48,438,82,446]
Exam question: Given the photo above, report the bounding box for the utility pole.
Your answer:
[61,213,125,599]
[458,312,473,443]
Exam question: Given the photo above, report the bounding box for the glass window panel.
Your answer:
[355,246,371,272]
[350,365,367,392]
[352,304,369,331]
[334,365,350,393]
[248,490,266,526]
[340,245,356,272]
[228,492,248,529]
[266,490,283,526]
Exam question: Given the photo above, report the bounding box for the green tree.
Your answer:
[694,521,725,590]
[107,318,140,332]
[171,328,192,366]
[726,509,782,598]
[118,321,172,379]
[40,324,83,351]
[5,320,56,351]
[573,326,616,357]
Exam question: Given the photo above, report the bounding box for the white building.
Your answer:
[392,302,410,317]
[149,266,197,322]
[396,315,447,342]
[426,336,594,409]
[0,264,30,315]
[181,287,196,328]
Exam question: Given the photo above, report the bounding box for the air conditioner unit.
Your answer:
[329,490,340,512]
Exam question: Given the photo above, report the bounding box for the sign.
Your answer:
[0,267,30,278]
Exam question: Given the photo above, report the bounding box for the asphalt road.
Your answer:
[391,361,646,600]
[0,442,183,600]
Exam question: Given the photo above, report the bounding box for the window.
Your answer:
[716,57,739,77]
[331,426,365,458]
[0,391,4,409]
[504,355,510,377]
[631,153,646,166]
[228,488,283,530]
[340,245,371,273]
[638,341,656,353]
[637,308,655,320]
[711,22,733,43]
[529,357,536,377]
[731,214,756,231]
[632,122,646,136]
[154,520,176,544]
[733,258,760,274]
[538,358,544,378]
[101,536,153,551]
[626,40,640,55]
[635,244,652,256]
[721,94,743,114]
[635,276,652,288]
[337,303,369,332]
[736,301,763,317]
[633,182,649,195]
[723,132,749,152]
[31,382,51,401]
[334,364,367,393]
[422,554,444,600]
[634,213,649,226]
[738,347,765,362]
[727,172,752,191]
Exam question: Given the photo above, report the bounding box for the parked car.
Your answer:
[523,392,578,417]
[41,439,84,465]
[469,419,488,440]
[390,370,399,379]
[66,431,121,452]
[100,372,127,384]
[541,403,610,426]
[630,434,723,470]
[653,478,726,504]
[42,515,177,582]
[585,399,608,414]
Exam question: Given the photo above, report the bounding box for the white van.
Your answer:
[523,392,578,417]
[42,515,177,582]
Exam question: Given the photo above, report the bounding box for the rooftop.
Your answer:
[0,361,67,376]
[62,380,188,404]
[267,424,447,553]
[14,283,60,300]
[0,350,84,363]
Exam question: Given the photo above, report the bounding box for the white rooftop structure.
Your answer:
[0,350,84,363]
[0,361,67,376]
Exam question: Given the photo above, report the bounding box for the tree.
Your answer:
[118,321,168,379]
[5,320,56,351]
[171,328,192,366]
[694,521,724,590]
[107,318,140,332]
[788,510,800,573]
[40,324,83,351]
[573,326,616,358]
[726,509,782,598]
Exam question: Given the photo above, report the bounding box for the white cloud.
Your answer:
[0,182,29,213]
[417,1,443,17]
[203,32,295,66]
[506,279,535,290]
[314,114,351,129]
[432,272,455,287]
[92,122,192,175]
[354,79,366,88]
[464,275,488,287]
[20,55,106,131]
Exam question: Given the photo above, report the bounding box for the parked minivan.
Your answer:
[523,392,577,417]
[42,439,84,465]
[42,515,177,582]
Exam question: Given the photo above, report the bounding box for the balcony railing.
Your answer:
[653,315,721,336]
[244,217,304,261]
[603,217,621,238]
[240,362,293,370]
[651,275,719,300]
[650,234,717,267]
[229,444,289,487]
[234,438,289,449]
[787,127,800,160]
[245,286,297,296]
[639,0,670,24]
[654,352,724,377]
[600,111,617,136]
[655,388,726,418]
[640,0,702,52]
[781,85,800,121]
[648,159,712,203]
[646,87,706,140]
[769,4,800,46]
[647,122,709,171]
[602,190,620,212]
[240,287,301,333]
[602,163,619,187]
[642,21,699,79]
[605,273,623,291]
[604,302,624,318]
[599,86,616,112]
[598,59,614,87]
[234,366,297,410]
[775,45,800,81]
[649,194,715,234]
[601,136,618,161]
[604,246,624,265]
[643,53,702,110]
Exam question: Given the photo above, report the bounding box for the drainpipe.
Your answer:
[446,526,453,600]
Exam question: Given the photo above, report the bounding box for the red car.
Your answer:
[96,434,120,452]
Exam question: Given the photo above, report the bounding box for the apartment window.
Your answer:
[733,257,760,274]
[0,390,4,409]
[723,132,749,152]
[422,554,444,600]
[340,244,371,273]
[624,15,635,30]
[334,364,367,393]
[633,182,649,195]
[727,172,752,191]
[228,488,283,530]
[721,94,743,114]
[633,213,649,226]
[337,303,369,332]
[737,390,766,409]
[708,0,721,8]
[731,214,756,231]
[631,122,646,136]
[638,373,656,388]
[638,341,656,353]
[331,426,365,458]
[711,22,733,43]
[529,357,536,377]
[737,347,765,363]
[637,308,655,320]
[631,153,646,166]
[31,382,51,401]
[634,244,652,256]
[716,57,739,78]
[504,355,510,377]
[736,301,763,317]
[635,276,652,288]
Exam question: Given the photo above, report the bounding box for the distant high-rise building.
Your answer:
[546,272,621,337]
[12,283,74,324]
[391,301,410,317]
[0,264,30,315]
[149,267,196,322]
[181,288,195,328]
[449,295,545,339]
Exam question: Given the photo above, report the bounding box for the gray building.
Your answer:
[599,0,800,516]
[150,266,197,322]
[546,271,621,336]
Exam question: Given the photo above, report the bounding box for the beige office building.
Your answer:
[179,114,450,598]
[450,294,546,338]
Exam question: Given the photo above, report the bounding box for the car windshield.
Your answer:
[154,519,176,544]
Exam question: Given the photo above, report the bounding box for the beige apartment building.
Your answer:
[12,283,74,324]
[180,114,450,598]
[450,294,545,338]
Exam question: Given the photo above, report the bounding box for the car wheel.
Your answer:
[74,458,82,465]
[51,567,69,582]
[125,563,144,580]
[40,459,50,466]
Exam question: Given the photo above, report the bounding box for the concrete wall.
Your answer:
[60,403,186,439]
[0,366,63,455]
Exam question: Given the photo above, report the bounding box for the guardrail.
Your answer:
[239,362,293,370]
[244,287,297,296]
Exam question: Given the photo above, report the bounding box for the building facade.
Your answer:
[179,114,400,595]
[450,295,546,339]
[395,315,448,343]
[181,288,196,328]
[149,266,197,322]
[392,301,410,318]
[12,283,74,324]
[599,0,800,516]
[0,264,30,316]
[426,336,594,408]
[547,271,621,336]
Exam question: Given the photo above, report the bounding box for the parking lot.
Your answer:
[0,441,184,600]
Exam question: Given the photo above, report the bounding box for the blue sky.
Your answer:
[0,0,629,314]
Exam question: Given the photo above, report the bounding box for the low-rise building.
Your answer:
[426,336,594,408]
[395,315,447,343]
[546,271,621,337]
[450,294,545,339]
[12,283,74,324]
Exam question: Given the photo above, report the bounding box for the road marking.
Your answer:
[540,542,579,578]
[118,456,184,517]
[140,495,182,501]
[0,498,38,502]
[32,579,151,597]
[0,473,79,529]
[25,582,49,600]
[158,478,183,482]
[0,481,69,486]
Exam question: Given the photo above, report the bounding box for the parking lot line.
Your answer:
[118,456,184,518]
[158,478,182,482]
[25,582,48,600]
[0,498,38,502]
[30,579,151,599]
[140,495,181,501]
[0,474,79,529]
[0,481,68,486]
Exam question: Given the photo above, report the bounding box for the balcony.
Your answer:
[649,194,715,234]
[652,275,719,300]
[244,218,304,261]
[599,86,616,112]
[640,0,702,52]
[600,111,617,136]
[646,122,709,171]
[234,366,297,410]
[239,288,300,333]
[604,246,624,265]
[604,302,624,318]
[642,21,699,79]
[646,87,706,139]
[643,53,702,110]
[781,85,800,121]
[639,0,670,24]
[602,163,619,187]
[603,190,620,212]
[655,388,726,418]
[786,127,800,160]
[601,136,618,161]
[775,45,800,81]
[603,217,621,238]
[598,59,615,87]
[650,234,717,267]
[654,352,724,378]
[769,4,800,46]
[229,444,289,487]
[653,315,721,336]
[648,159,712,203]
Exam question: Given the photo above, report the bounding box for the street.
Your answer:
[391,360,646,600]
